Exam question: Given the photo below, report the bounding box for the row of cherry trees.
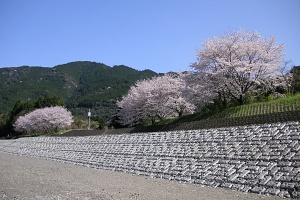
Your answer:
[14,106,73,134]
[117,30,288,126]
[10,30,291,130]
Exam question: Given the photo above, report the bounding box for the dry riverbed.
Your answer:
[0,152,282,200]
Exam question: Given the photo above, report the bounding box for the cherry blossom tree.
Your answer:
[116,84,147,126]
[273,61,295,95]
[14,106,73,134]
[191,30,285,105]
[117,74,196,126]
[180,71,218,107]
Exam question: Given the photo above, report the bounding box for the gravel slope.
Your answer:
[0,152,281,200]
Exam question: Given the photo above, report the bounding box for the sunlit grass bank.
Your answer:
[158,93,300,125]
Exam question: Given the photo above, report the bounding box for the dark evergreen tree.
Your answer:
[91,116,106,129]
[291,66,300,93]
[35,93,64,108]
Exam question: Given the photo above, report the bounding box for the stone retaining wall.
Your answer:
[0,121,299,198]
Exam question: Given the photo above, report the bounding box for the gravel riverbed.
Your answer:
[0,152,280,200]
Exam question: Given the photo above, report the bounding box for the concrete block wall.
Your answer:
[0,121,299,198]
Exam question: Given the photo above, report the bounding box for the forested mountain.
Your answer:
[0,61,159,119]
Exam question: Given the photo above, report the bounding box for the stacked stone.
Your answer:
[0,121,299,198]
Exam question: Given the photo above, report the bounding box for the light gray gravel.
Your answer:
[0,152,281,200]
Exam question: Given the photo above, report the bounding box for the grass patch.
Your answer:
[13,129,73,138]
[158,93,300,125]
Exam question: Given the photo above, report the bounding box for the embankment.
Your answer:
[0,121,299,198]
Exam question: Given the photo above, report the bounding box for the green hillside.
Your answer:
[0,66,69,110]
[165,93,300,125]
[209,94,300,119]
[0,61,158,119]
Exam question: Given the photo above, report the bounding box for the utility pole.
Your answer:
[88,109,91,130]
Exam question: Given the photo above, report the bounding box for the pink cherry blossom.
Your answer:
[191,30,285,105]
[117,74,196,126]
[14,106,73,134]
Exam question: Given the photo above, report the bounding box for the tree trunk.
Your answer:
[238,94,244,105]
[178,111,183,117]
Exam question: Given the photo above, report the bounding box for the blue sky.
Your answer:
[0,0,299,73]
